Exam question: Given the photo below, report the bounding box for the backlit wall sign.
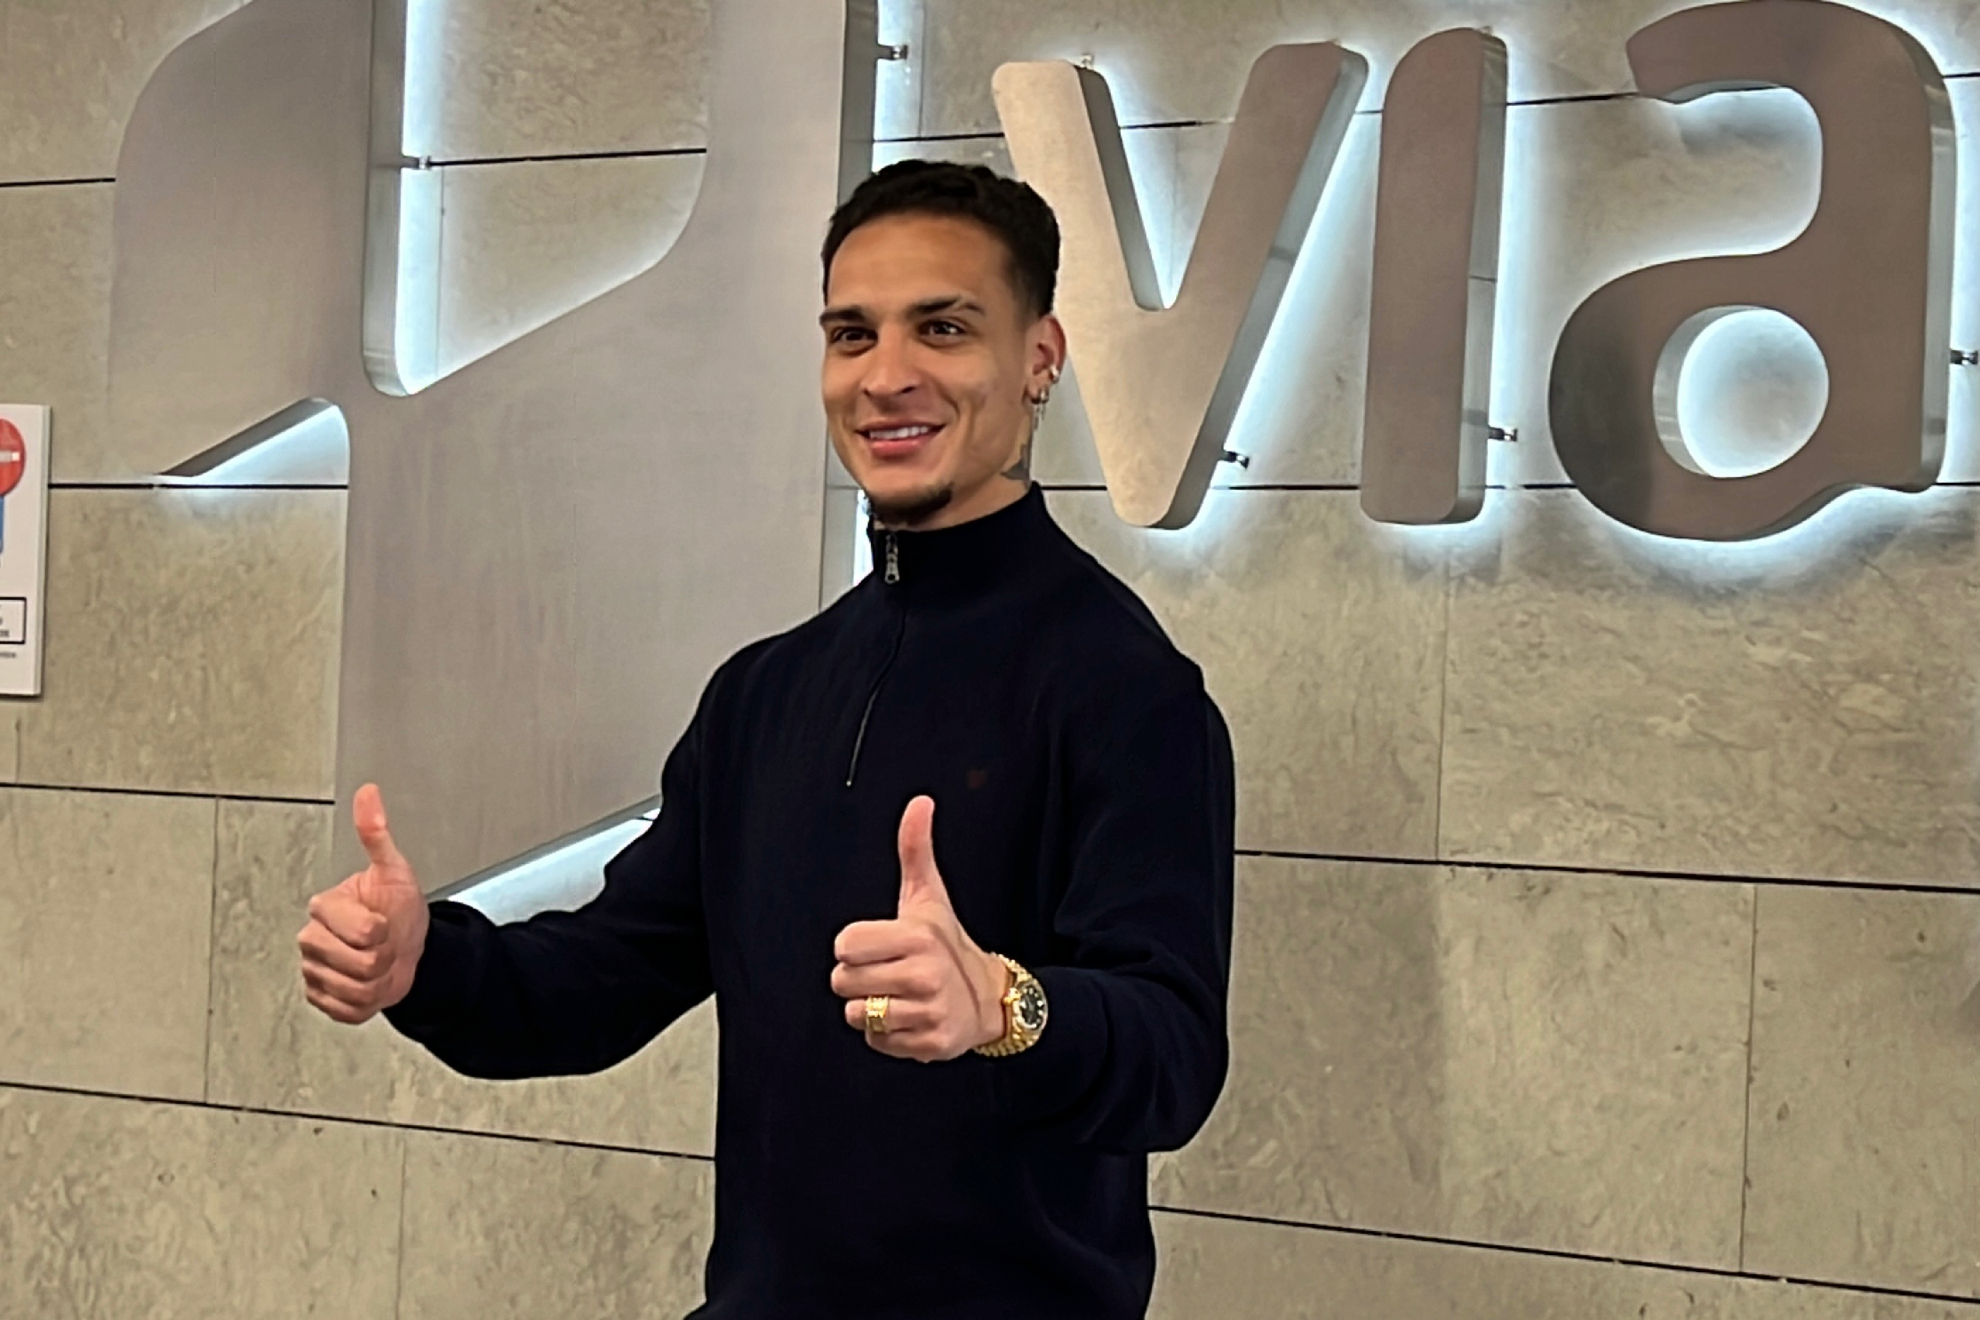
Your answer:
[998,0,1955,542]
[96,0,1952,894]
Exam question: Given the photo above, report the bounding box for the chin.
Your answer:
[863,476,955,526]
[861,471,933,501]
[838,447,930,500]
[855,459,937,499]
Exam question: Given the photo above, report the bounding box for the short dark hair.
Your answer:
[822,160,1061,319]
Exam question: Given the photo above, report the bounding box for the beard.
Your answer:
[866,482,954,528]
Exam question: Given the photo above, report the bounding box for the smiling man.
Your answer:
[296,161,1237,1319]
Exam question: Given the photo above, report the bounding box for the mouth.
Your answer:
[857,421,946,462]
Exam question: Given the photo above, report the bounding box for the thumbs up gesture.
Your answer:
[296,783,431,1024]
[832,796,1011,1062]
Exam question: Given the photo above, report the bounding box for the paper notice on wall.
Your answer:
[0,405,49,698]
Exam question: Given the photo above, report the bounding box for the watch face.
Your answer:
[1014,980,1049,1034]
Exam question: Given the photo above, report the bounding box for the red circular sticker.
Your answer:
[0,419,23,500]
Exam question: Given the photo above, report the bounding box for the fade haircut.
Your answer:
[822,160,1061,319]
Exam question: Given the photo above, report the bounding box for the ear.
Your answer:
[1028,314,1068,396]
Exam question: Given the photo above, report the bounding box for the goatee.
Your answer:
[867,483,955,528]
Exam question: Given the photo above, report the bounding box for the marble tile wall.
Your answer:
[2,1,1976,1316]
[0,1087,403,1319]
[418,0,710,160]
[397,1135,713,1320]
[1151,857,1755,1270]
[1439,488,1980,884]
[0,787,215,1098]
[0,0,244,183]
[14,489,344,798]
[1743,886,1980,1296]
[0,184,116,482]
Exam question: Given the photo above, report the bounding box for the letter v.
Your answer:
[995,45,1365,528]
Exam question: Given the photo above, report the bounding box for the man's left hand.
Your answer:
[832,795,1010,1062]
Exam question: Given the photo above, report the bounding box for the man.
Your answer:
[296,160,1236,1319]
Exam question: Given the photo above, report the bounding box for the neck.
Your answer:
[864,483,1053,605]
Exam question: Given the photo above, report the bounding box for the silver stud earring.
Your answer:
[1028,364,1063,430]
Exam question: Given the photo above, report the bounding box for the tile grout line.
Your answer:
[392,1139,411,1320]
[1151,1204,1980,1310]
[0,779,333,807]
[1431,531,1455,860]
[425,144,706,169]
[0,1076,715,1165]
[51,480,1980,493]
[1038,481,1980,492]
[1038,483,1363,493]
[1736,884,1763,1271]
[11,76,1973,189]
[201,796,221,1105]
[48,482,348,492]
[401,74,1980,169]
[3,775,1966,895]
[1236,846,1980,897]
[0,788,1965,895]
[912,5,929,144]
[0,175,115,189]
[432,166,450,385]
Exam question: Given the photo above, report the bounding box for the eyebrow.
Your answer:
[818,295,989,327]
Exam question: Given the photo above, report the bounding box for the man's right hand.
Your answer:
[296,783,431,1024]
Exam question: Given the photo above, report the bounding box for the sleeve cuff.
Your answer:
[381,901,484,1036]
[987,964,1110,1124]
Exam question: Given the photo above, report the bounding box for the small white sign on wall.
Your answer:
[0,405,50,698]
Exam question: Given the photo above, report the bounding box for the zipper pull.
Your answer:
[884,531,900,585]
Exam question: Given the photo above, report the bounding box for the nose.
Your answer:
[860,325,923,404]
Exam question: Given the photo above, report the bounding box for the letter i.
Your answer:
[1359,30,1508,526]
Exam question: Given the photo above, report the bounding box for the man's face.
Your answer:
[821,213,1064,529]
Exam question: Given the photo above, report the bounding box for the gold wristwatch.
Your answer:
[974,954,1049,1058]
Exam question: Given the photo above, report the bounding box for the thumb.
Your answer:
[896,796,950,913]
[352,782,408,879]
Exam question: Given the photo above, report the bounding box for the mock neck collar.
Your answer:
[865,484,1054,605]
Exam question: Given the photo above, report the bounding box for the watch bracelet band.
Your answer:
[973,953,1043,1058]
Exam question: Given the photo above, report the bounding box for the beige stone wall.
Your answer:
[2,2,1976,1317]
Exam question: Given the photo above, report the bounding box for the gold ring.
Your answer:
[864,995,891,1035]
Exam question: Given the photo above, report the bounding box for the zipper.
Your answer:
[847,532,904,788]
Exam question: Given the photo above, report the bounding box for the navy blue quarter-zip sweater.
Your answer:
[385,485,1237,1319]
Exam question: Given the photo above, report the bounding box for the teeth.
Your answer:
[868,425,936,442]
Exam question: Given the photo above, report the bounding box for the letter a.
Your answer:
[1549,0,1955,541]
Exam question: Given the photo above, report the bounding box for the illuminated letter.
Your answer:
[1360,28,1507,526]
[994,45,1365,529]
[1549,0,1955,541]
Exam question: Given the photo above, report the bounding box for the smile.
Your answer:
[861,424,942,442]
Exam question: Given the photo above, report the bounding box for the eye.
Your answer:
[828,326,873,347]
[923,319,965,338]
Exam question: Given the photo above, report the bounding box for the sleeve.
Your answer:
[381,689,717,1081]
[986,668,1238,1154]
